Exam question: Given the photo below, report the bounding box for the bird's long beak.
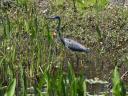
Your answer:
[46,17,55,19]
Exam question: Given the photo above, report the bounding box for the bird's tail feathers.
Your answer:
[85,48,91,53]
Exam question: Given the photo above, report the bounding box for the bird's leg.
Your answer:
[75,53,79,74]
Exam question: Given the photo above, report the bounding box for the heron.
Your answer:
[47,16,90,53]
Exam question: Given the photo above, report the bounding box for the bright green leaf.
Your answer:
[4,78,16,96]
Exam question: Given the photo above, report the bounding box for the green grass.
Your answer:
[112,66,126,96]
[0,0,128,95]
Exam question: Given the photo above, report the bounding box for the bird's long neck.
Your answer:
[56,19,65,45]
[56,18,61,36]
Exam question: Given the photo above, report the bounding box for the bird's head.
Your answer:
[47,16,60,20]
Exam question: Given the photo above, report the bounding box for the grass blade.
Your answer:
[112,66,126,96]
[4,78,16,96]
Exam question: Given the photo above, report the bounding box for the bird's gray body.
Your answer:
[62,38,90,52]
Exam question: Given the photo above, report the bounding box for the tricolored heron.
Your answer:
[47,16,90,53]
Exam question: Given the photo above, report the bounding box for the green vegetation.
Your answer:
[112,66,126,96]
[0,0,128,95]
[5,78,16,96]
